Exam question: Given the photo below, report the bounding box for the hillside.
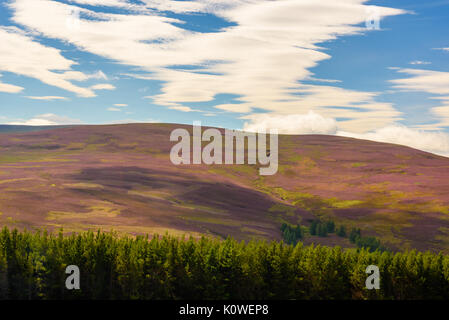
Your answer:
[0,125,71,133]
[0,123,448,252]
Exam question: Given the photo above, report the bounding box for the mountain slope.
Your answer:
[0,123,448,252]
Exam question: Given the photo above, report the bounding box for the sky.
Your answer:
[1,0,449,156]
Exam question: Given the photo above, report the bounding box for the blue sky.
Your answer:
[1,0,449,155]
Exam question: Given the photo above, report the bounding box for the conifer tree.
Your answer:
[310,220,318,235]
[337,225,347,237]
[326,221,335,233]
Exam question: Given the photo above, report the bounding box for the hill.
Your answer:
[0,125,71,133]
[0,123,448,252]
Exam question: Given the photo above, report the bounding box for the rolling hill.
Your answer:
[0,123,448,252]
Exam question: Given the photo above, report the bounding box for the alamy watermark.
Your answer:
[66,7,81,32]
[365,6,381,30]
[169,122,278,175]
[365,265,380,289]
[65,265,80,290]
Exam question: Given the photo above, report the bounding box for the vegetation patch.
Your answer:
[269,203,296,216]
[63,183,105,190]
[46,204,121,221]
[179,215,241,227]
[327,199,364,209]
[350,162,367,168]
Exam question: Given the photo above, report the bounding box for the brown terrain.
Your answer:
[0,123,448,252]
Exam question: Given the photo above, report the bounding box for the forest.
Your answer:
[0,227,448,300]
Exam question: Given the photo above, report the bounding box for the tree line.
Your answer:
[0,227,448,300]
[282,220,385,252]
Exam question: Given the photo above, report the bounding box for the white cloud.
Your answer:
[113,103,127,107]
[8,113,82,126]
[25,96,68,101]
[87,70,108,80]
[243,111,449,157]
[390,68,449,128]
[431,102,449,127]
[243,111,337,134]
[409,60,430,65]
[390,68,449,95]
[61,70,108,82]
[0,80,24,93]
[107,107,121,111]
[215,103,252,113]
[90,83,116,90]
[168,105,199,112]
[305,77,342,83]
[0,26,95,97]
[338,126,449,157]
[67,0,131,7]
[0,24,109,97]
[8,0,406,132]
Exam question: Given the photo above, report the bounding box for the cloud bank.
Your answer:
[339,126,449,157]
[6,0,406,132]
[8,113,82,126]
[243,111,337,135]
[243,111,449,157]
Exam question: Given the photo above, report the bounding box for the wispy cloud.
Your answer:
[409,60,431,65]
[168,106,200,112]
[390,68,449,95]
[434,47,449,51]
[0,26,96,97]
[0,79,24,93]
[90,83,116,91]
[390,68,449,128]
[25,96,68,101]
[0,23,111,98]
[87,70,108,81]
